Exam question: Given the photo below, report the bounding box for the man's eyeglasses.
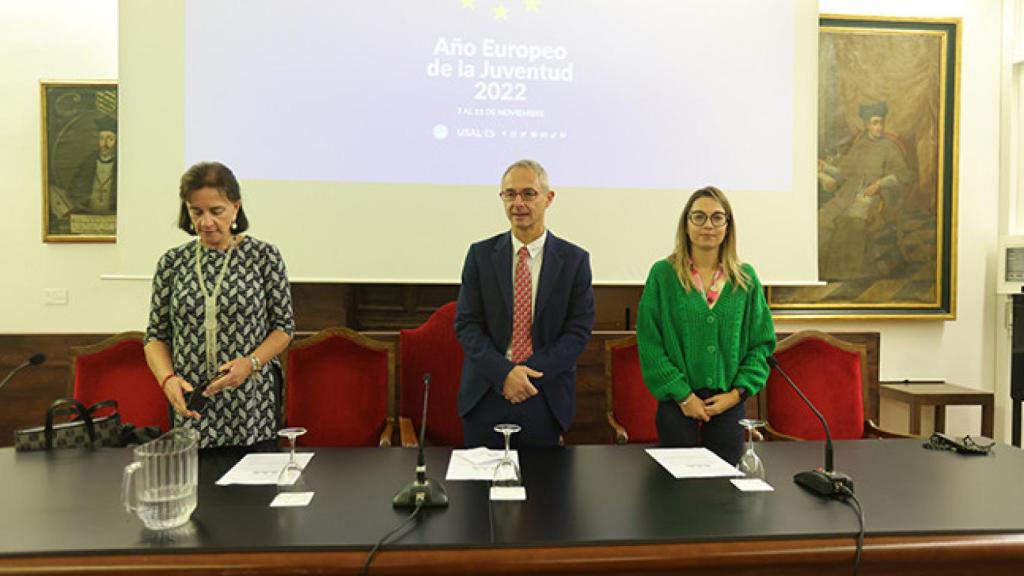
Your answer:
[499,190,540,202]
[688,211,729,228]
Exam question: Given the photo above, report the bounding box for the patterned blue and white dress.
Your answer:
[145,236,294,448]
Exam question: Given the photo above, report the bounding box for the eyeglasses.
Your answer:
[499,189,540,202]
[688,211,729,228]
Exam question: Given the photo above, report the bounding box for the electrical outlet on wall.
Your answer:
[44,288,68,306]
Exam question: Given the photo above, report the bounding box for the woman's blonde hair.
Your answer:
[668,186,750,291]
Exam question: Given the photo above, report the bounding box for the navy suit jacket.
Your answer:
[455,230,595,431]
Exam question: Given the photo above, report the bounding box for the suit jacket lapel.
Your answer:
[535,232,563,321]
[492,232,514,322]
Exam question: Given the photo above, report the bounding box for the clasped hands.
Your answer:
[678,389,742,423]
[162,356,255,419]
[502,364,544,404]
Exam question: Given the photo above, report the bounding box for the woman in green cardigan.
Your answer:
[636,186,775,465]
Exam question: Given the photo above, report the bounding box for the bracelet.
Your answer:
[249,354,262,373]
[160,373,178,389]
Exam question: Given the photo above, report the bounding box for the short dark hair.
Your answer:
[177,161,249,235]
[858,101,889,122]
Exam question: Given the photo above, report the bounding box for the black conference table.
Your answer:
[1,439,1023,575]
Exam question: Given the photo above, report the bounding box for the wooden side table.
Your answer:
[879,382,994,438]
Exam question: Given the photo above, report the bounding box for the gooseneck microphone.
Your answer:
[0,353,46,392]
[766,356,854,498]
[393,373,450,508]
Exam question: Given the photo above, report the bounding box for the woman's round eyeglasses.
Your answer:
[688,211,729,228]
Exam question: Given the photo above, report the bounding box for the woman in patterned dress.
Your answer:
[144,161,294,450]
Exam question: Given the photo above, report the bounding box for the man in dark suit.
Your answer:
[455,159,595,448]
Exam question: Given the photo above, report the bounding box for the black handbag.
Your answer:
[14,398,123,451]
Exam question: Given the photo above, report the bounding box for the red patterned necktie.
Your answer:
[510,246,533,363]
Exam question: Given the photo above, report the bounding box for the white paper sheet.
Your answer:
[215,453,315,486]
[730,478,774,492]
[645,447,745,479]
[445,447,519,481]
[489,486,527,501]
[270,492,316,507]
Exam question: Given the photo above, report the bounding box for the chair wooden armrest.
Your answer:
[762,422,801,441]
[399,416,419,447]
[863,419,913,439]
[606,412,629,444]
[379,417,395,448]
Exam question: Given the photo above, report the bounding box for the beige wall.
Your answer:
[0,0,150,334]
[0,0,1010,439]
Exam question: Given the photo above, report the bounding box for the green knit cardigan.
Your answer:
[636,259,776,402]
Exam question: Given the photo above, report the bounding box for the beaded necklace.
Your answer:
[194,237,235,379]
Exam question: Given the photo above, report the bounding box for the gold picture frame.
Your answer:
[769,16,959,319]
[41,80,118,242]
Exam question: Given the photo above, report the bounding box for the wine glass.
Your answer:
[276,427,308,488]
[736,419,766,480]
[492,423,522,489]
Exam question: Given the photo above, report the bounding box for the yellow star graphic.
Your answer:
[494,2,509,19]
[524,0,541,12]
[461,0,475,9]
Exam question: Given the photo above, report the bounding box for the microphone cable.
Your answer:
[488,491,497,544]
[361,498,424,576]
[837,485,864,576]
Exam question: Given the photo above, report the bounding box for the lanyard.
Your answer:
[689,262,724,307]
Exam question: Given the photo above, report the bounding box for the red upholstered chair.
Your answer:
[761,330,904,440]
[69,332,171,431]
[398,302,465,447]
[284,327,395,447]
[604,336,658,444]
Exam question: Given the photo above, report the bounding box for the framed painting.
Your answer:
[768,16,959,319]
[41,81,118,242]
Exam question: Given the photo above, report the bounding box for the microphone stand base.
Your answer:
[393,478,449,508]
[794,469,854,498]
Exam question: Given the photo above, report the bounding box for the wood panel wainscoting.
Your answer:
[0,283,879,447]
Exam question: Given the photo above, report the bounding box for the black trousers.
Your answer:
[655,388,745,465]
[463,389,562,449]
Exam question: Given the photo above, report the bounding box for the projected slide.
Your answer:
[185,0,793,190]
